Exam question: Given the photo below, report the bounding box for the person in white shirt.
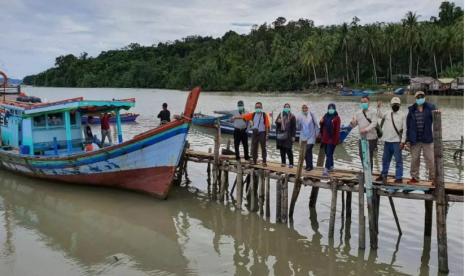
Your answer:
[296,104,319,171]
[350,96,378,171]
[375,97,407,183]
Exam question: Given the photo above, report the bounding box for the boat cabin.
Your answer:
[0,97,135,156]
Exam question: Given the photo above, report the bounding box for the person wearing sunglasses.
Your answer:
[405,91,437,183]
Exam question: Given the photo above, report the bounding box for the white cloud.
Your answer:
[0,0,462,78]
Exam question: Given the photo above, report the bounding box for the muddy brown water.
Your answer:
[0,87,462,275]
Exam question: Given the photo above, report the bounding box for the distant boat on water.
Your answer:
[192,113,232,127]
[394,87,406,95]
[81,113,139,124]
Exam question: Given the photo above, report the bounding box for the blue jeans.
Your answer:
[324,144,336,170]
[381,142,403,179]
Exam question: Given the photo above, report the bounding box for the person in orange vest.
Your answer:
[236,102,271,166]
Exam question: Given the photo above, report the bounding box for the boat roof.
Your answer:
[1,97,135,117]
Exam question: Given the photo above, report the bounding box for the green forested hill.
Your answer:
[23,1,464,91]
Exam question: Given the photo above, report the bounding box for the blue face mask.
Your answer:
[255,108,262,113]
[283,108,290,113]
[238,106,244,112]
[328,109,335,115]
[360,103,369,110]
[416,98,425,105]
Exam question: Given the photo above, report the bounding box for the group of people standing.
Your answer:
[231,90,437,183]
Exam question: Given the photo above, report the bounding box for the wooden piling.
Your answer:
[220,162,229,202]
[276,175,283,223]
[235,162,243,210]
[361,137,377,249]
[346,191,352,219]
[212,120,221,200]
[289,140,307,219]
[250,169,257,212]
[265,172,271,218]
[424,192,433,237]
[328,181,338,238]
[389,197,402,236]
[358,174,365,250]
[281,174,289,224]
[433,111,449,273]
[309,143,326,208]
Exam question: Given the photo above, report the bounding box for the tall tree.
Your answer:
[403,11,420,77]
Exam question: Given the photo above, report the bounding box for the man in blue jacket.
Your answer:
[405,91,437,183]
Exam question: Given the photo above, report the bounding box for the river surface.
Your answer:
[0,87,463,275]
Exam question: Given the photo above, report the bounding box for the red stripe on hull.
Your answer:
[34,166,176,199]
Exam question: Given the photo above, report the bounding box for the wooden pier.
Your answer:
[180,112,463,274]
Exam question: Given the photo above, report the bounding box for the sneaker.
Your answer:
[262,162,267,167]
[407,178,418,184]
[288,164,294,169]
[281,163,286,167]
[305,167,313,172]
[322,168,330,177]
[394,179,403,184]
[375,175,384,182]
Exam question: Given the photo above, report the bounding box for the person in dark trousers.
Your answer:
[157,103,171,125]
[84,116,94,145]
[406,91,437,183]
[275,103,296,168]
[100,113,112,147]
[320,103,341,177]
[297,104,319,171]
[230,100,250,161]
[238,102,271,166]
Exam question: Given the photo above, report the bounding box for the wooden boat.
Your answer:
[192,112,232,127]
[394,87,405,95]
[340,88,369,97]
[219,120,352,144]
[0,77,201,199]
[81,112,139,124]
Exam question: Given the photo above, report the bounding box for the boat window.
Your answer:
[70,112,78,126]
[47,113,64,127]
[33,115,46,128]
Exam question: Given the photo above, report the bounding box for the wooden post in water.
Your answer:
[259,169,265,216]
[250,169,257,212]
[358,174,365,250]
[389,196,402,236]
[346,190,352,220]
[220,161,229,202]
[265,171,271,218]
[289,140,307,219]
[276,175,283,223]
[433,111,448,273]
[328,180,338,238]
[361,137,377,249]
[236,162,243,210]
[309,143,326,208]
[212,119,221,200]
[281,174,289,224]
[424,195,433,237]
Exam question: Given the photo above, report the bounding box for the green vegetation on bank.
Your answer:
[23,1,463,91]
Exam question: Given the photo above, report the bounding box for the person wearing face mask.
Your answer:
[230,100,250,161]
[350,96,378,171]
[297,104,319,171]
[238,102,271,166]
[405,91,437,183]
[319,103,341,177]
[375,97,407,183]
[275,103,297,168]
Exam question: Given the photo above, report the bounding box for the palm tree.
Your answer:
[340,23,350,83]
[318,33,336,85]
[362,24,380,84]
[383,24,399,83]
[423,25,441,78]
[301,36,320,85]
[402,11,420,77]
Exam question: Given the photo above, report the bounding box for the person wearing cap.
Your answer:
[406,91,437,183]
[350,95,378,171]
[375,97,407,183]
[230,100,250,161]
[319,103,341,177]
[236,102,271,166]
[275,103,297,168]
[157,103,171,125]
[297,104,319,171]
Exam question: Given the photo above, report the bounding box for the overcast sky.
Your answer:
[1,0,462,79]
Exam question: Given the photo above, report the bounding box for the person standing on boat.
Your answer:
[230,100,250,161]
[375,97,407,183]
[83,116,94,151]
[320,103,341,177]
[275,103,296,168]
[350,96,378,171]
[297,104,319,171]
[100,113,112,147]
[158,103,171,125]
[405,91,437,183]
[238,102,271,166]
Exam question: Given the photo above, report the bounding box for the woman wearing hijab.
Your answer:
[275,103,297,168]
[319,103,341,177]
